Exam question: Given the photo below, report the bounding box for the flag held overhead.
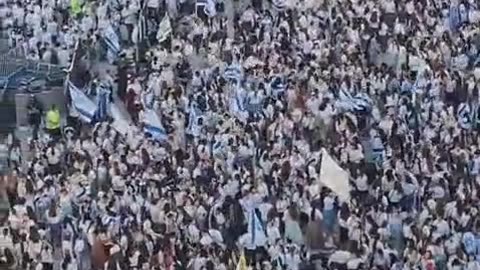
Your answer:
[319,148,351,201]
[157,14,173,43]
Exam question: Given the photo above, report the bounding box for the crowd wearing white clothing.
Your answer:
[4,0,480,270]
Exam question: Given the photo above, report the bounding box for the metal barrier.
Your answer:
[0,53,67,133]
[0,55,66,91]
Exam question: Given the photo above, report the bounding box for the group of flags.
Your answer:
[336,88,374,114]
[69,81,110,123]
[68,80,138,137]
[103,24,121,64]
[221,63,288,121]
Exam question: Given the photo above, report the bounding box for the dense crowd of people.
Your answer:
[3,0,480,269]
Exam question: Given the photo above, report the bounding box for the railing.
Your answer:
[0,54,67,102]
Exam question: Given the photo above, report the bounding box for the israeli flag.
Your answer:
[229,86,249,121]
[223,64,243,83]
[143,109,168,141]
[336,88,373,113]
[94,84,110,122]
[338,87,353,100]
[272,0,287,12]
[68,81,97,123]
[353,92,373,113]
[186,103,203,137]
[103,24,121,64]
[133,10,147,45]
[269,75,287,97]
[247,209,267,249]
[458,103,472,129]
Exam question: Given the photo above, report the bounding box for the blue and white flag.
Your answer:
[94,84,110,122]
[352,92,373,112]
[134,10,147,45]
[336,88,373,113]
[269,75,287,97]
[458,103,472,129]
[103,24,121,64]
[143,109,168,141]
[68,81,97,123]
[247,209,267,249]
[186,103,203,137]
[224,64,243,83]
[229,86,249,121]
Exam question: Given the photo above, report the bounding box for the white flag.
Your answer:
[319,148,351,201]
[156,14,172,43]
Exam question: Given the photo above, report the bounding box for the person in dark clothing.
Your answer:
[117,60,128,100]
[27,95,43,139]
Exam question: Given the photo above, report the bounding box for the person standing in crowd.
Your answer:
[45,105,61,139]
[27,95,43,140]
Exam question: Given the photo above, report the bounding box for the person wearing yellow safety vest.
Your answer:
[46,105,61,139]
[70,0,83,17]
